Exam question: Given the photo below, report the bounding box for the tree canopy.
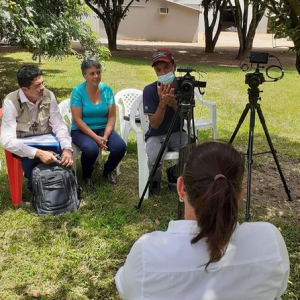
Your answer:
[258,0,300,73]
[0,0,110,62]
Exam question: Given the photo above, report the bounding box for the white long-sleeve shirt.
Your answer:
[115,220,290,300]
[0,89,71,158]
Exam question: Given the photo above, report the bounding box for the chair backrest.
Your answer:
[194,88,216,121]
[194,88,204,102]
[58,99,72,131]
[115,88,143,118]
[130,94,150,136]
[129,94,147,134]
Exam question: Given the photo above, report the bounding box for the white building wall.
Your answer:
[83,0,269,43]
[83,0,199,43]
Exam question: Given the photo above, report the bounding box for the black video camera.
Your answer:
[245,52,268,88]
[243,52,284,88]
[245,71,265,88]
[175,68,206,104]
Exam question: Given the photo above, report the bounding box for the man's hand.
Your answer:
[35,149,58,164]
[157,83,177,110]
[60,149,73,167]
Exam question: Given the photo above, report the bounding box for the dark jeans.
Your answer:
[20,145,62,192]
[71,129,126,179]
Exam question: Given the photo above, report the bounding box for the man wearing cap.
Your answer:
[143,48,188,195]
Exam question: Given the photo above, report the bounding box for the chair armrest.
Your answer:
[116,102,125,124]
[200,98,216,108]
[201,100,216,122]
[194,88,215,107]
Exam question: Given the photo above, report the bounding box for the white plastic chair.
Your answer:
[130,95,179,199]
[115,89,143,145]
[190,88,217,139]
[58,99,103,176]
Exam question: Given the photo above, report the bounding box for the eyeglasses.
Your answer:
[33,81,46,90]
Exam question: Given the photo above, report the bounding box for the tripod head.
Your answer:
[245,64,265,105]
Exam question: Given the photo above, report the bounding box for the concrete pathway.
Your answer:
[100,32,293,50]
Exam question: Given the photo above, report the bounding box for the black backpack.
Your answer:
[32,161,81,216]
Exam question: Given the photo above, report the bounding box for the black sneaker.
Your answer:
[149,181,160,195]
[167,167,177,193]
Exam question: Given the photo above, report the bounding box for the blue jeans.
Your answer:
[20,145,62,192]
[71,129,126,179]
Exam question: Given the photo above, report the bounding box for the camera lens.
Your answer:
[249,77,260,88]
[181,80,193,93]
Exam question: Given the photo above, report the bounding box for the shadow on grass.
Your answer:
[0,54,25,101]
[0,127,299,299]
[50,88,73,101]
[0,52,73,103]
[0,127,299,215]
[11,282,118,300]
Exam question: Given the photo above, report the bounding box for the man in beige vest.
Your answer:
[0,65,73,192]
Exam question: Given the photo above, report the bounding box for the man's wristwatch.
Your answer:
[63,147,74,153]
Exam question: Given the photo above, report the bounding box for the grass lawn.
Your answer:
[0,49,299,299]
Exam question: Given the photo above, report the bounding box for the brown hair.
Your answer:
[182,141,245,269]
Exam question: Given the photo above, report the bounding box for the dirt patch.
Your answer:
[111,44,297,69]
[248,159,300,220]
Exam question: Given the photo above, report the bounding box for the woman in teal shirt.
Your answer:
[71,56,126,186]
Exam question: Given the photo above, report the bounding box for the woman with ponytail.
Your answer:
[115,141,289,300]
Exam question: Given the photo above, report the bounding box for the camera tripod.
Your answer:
[135,99,196,220]
[229,84,292,221]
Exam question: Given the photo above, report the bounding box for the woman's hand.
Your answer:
[96,136,108,150]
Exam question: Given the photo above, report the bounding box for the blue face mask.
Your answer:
[157,71,175,85]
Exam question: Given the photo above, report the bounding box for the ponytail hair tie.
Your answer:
[214,174,226,181]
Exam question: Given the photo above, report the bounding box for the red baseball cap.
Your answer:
[152,48,175,67]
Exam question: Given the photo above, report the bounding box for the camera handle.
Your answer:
[135,101,196,220]
[229,85,292,221]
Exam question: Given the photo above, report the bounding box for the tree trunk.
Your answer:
[203,0,227,53]
[236,22,256,60]
[234,0,248,60]
[106,27,118,51]
[84,0,122,51]
[205,27,214,53]
[235,1,265,60]
[296,52,300,74]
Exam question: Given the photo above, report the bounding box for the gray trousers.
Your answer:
[146,131,188,182]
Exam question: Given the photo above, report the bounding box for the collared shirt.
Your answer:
[115,220,289,300]
[0,89,71,158]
